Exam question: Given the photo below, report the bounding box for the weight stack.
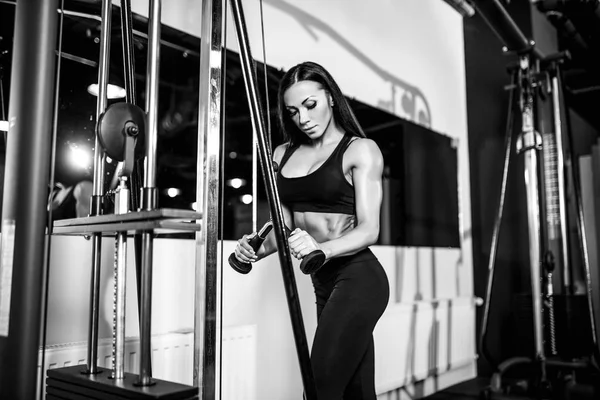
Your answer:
[46,366,198,400]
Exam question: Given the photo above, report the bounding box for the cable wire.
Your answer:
[478,69,518,372]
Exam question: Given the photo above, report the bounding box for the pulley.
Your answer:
[97,102,146,177]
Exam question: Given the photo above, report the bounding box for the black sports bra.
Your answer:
[277,133,355,215]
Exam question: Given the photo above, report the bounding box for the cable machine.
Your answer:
[471,0,600,398]
[0,0,317,398]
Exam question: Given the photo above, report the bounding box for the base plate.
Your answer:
[46,365,198,400]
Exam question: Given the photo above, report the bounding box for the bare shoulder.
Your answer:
[346,137,383,168]
[273,142,290,164]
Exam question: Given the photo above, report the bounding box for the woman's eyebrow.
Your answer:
[301,96,315,105]
[286,96,316,109]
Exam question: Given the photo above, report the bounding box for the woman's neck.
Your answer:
[310,121,345,148]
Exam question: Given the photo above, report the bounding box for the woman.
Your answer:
[233,61,389,399]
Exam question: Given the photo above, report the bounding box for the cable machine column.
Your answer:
[516,53,547,386]
[0,0,59,398]
[194,0,225,397]
[228,0,318,398]
[136,0,162,387]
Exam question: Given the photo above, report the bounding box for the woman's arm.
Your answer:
[233,143,294,263]
[254,203,294,260]
[289,138,384,260]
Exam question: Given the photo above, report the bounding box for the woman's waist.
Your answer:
[293,211,355,242]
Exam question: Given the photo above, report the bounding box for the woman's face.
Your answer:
[283,80,334,140]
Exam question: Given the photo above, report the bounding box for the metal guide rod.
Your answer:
[253,133,258,232]
[137,0,161,387]
[194,0,224,396]
[119,0,145,350]
[113,231,128,379]
[86,0,112,375]
[550,71,571,291]
[517,54,546,377]
[479,70,518,370]
[0,0,59,398]
[120,0,137,103]
[112,180,129,380]
[228,0,318,397]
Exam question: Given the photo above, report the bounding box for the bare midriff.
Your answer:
[292,211,356,243]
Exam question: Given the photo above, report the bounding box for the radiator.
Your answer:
[38,324,257,400]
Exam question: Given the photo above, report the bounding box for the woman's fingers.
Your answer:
[234,234,258,263]
[288,229,318,259]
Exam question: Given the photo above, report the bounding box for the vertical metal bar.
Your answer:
[524,150,545,358]
[550,73,571,291]
[194,0,224,397]
[119,0,144,350]
[252,132,258,232]
[85,0,111,375]
[112,181,129,380]
[136,0,161,387]
[518,55,546,379]
[0,0,59,398]
[143,0,160,193]
[120,0,137,104]
[228,0,317,397]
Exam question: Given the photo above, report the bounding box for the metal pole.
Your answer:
[517,54,547,381]
[0,0,59,398]
[85,0,111,376]
[136,0,161,386]
[112,180,129,380]
[550,69,571,291]
[471,0,543,58]
[252,132,258,232]
[119,0,145,344]
[194,0,224,397]
[120,0,137,104]
[228,0,317,397]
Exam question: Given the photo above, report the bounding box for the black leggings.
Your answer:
[309,248,389,400]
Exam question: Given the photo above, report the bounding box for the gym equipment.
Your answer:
[45,0,200,398]
[228,220,327,275]
[229,0,318,397]
[228,220,273,274]
[0,1,60,398]
[472,1,600,398]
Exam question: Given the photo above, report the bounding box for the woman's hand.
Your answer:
[288,228,321,260]
[234,233,259,263]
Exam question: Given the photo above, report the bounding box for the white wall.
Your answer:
[46,0,475,398]
[45,236,475,399]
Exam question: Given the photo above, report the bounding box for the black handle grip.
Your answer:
[299,250,326,275]
[228,252,253,274]
[228,222,273,274]
[229,222,326,275]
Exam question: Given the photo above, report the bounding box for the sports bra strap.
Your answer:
[277,143,298,171]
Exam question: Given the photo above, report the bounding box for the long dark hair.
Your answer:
[277,61,366,147]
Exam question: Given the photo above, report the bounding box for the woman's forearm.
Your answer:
[319,222,379,259]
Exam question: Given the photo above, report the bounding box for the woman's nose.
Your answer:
[298,108,310,125]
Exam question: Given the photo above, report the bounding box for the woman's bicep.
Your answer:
[352,141,384,228]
